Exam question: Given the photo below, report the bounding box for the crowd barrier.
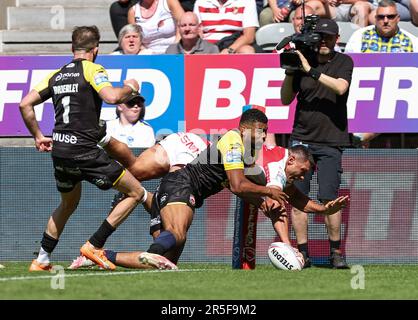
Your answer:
[1,53,418,137]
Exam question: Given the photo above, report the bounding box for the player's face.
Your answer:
[242,122,268,151]
[285,157,310,183]
[375,6,399,38]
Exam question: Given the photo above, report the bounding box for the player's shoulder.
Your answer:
[81,60,107,76]
[218,129,242,147]
[262,144,287,162]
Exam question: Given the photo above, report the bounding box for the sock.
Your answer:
[89,219,116,248]
[297,243,309,258]
[104,250,117,264]
[329,240,341,253]
[38,232,58,264]
[147,231,176,255]
[37,247,51,264]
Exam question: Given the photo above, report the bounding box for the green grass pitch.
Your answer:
[1,262,418,300]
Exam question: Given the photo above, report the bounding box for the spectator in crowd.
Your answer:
[106,94,156,148]
[166,12,219,53]
[369,0,414,24]
[345,0,418,52]
[128,0,185,54]
[111,24,154,55]
[281,19,353,269]
[326,0,373,27]
[259,0,331,27]
[110,0,137,39]
[292,4,316,32]
[292,5,344,50]
[180,0,196,11]
[193,0,261,53]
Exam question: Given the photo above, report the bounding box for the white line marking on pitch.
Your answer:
[0,268,223,282]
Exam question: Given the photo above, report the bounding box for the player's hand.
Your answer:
[260,197,281,216]
[295,50,311,73]
[269,188,288,208]
[323,195,349,215]
[35,136,52,152]
[123,79,139,93]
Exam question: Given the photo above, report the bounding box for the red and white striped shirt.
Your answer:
[193,0,259,43]
[256,145,289,190]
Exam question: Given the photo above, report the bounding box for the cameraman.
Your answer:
[280,19,353,269]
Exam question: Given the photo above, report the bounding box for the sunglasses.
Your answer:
[376,14,398,20]
[126,102,141,108]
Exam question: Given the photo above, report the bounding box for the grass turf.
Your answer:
[0,262,418,300]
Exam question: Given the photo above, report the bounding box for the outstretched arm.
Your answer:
[285,184,349,215]
[226,169,288,208]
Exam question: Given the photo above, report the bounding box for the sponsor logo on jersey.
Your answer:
[94,72,109,85]
[226,148,242,163]
[66,63,75,68]
[55,72,80,81]
[52,132,77,144]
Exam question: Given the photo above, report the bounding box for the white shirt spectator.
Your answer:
[106,118,156,148]
[132,0,177,53]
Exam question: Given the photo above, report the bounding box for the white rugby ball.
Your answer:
[268,242,304,271]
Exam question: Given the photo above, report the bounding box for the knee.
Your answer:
[60,200,79,213]
[129,187,146,204]
[236,45,255,54]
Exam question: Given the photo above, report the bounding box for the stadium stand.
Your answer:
[336,21,361,51]
[0,0,118,55]
[255,22,295,52]
[255,20,416,53]
[398,21,418,37]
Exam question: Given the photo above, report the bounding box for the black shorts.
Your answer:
[149,193,162,235]
[149,169,198,234]
[289,140,343,202]
[53,149,125,193]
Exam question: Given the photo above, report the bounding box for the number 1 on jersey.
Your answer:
[62,96,70,124]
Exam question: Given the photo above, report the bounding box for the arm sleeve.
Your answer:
[33,70,59,102]
[336,54,354,84]
[82,60,112,93]
[217,130,245,171]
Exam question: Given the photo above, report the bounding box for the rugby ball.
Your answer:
[268,242,304,271]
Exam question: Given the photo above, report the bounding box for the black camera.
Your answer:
[278,15,322,71]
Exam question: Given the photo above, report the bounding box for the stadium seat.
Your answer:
[256,23,295,52]
[398,21,418,37]
[336,22,360,52]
